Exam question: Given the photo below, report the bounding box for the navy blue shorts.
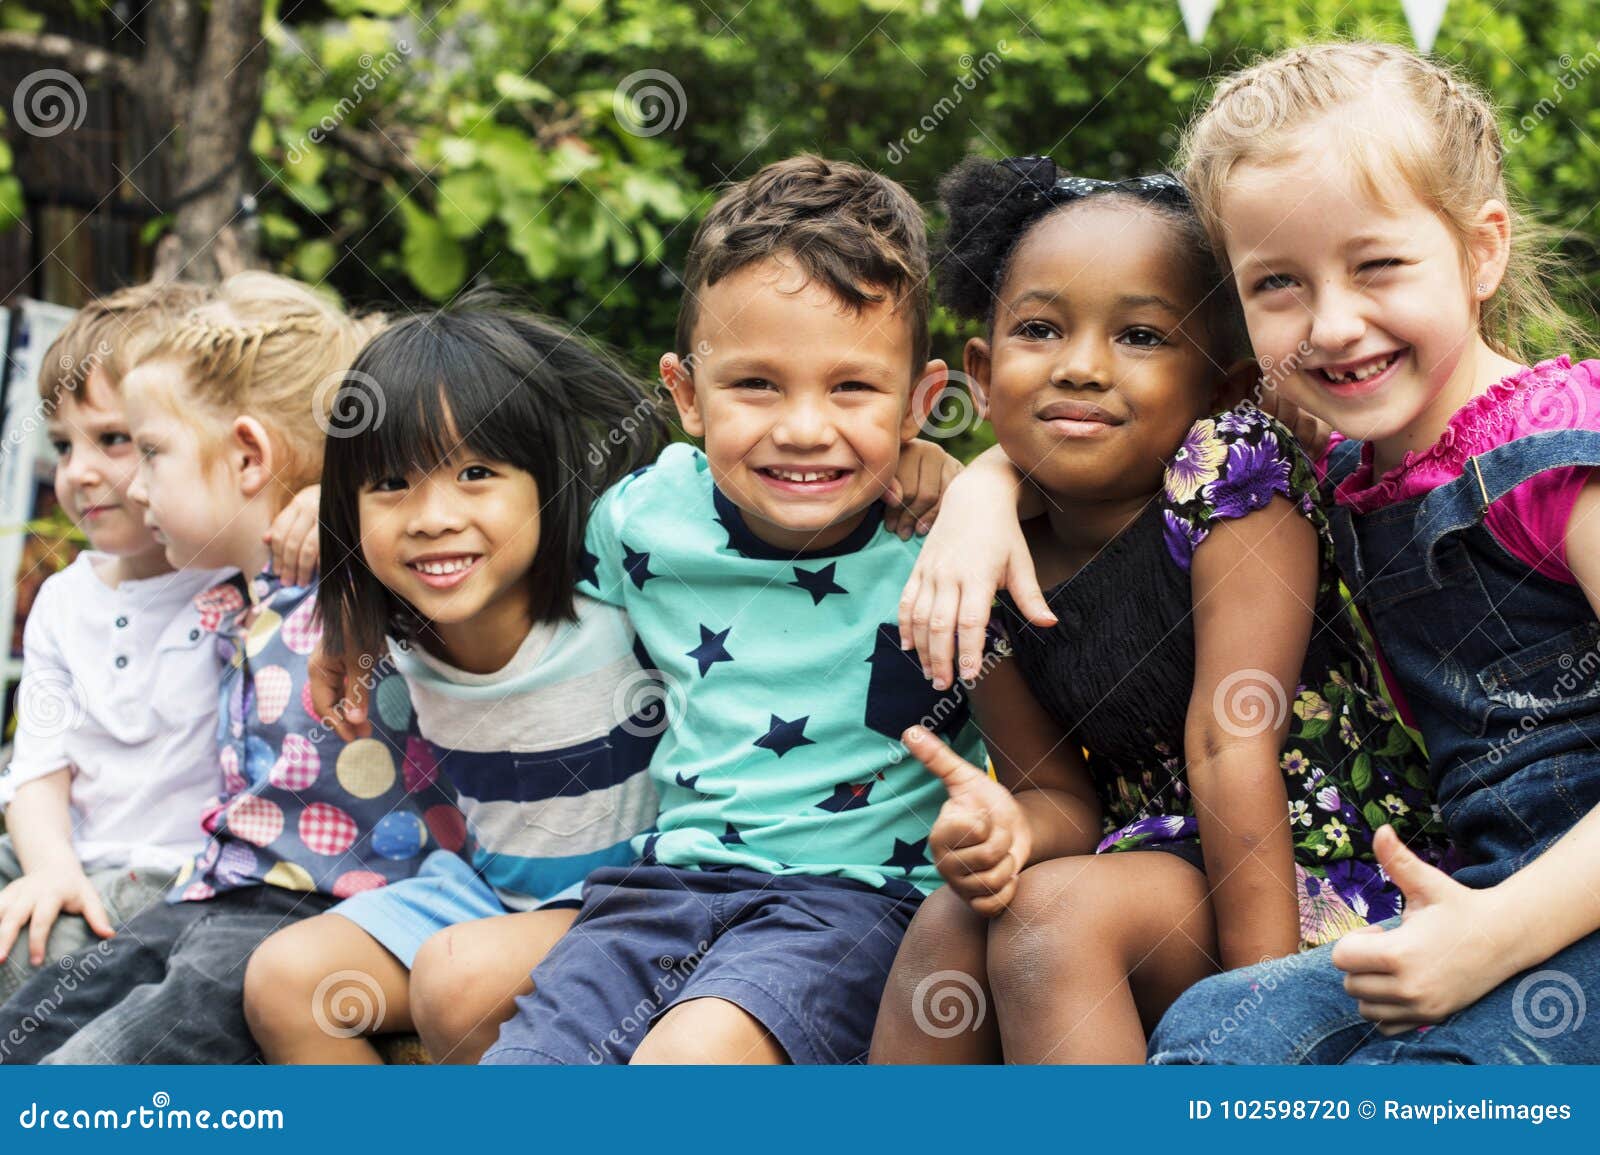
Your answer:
[481,864,924,1065]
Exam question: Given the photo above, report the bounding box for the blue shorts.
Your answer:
[481,864,924,1065]
[332,850,509,967]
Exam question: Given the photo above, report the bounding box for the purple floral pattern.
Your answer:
[1122,404,1448,947]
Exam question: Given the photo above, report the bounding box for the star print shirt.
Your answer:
[384,592,661,910]
[578,442,988,895]
[169,572,455,903]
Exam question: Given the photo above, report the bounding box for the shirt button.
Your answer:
[190,628,201,641]
[115,616,129,628]
[115,656,128,669]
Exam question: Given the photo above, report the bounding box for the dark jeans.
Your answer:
[0,885,333,1065]
[1151,427,1600,1066]
[1150,917,1600,1064]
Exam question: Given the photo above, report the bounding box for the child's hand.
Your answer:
[308,640,374,742]
[0,870,115,967]
[265,484,321,588]
[884,439,961,540]
[903,725,1031,917]
[899,467,1053,691]
[1331,826,1511,1034]
[1255,389,1333,463]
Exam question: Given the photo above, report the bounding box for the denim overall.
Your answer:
[1150,429,1600,1063]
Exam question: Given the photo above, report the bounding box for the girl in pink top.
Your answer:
[893,41,1600,1065]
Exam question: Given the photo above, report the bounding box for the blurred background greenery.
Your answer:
[2,0,1598,464]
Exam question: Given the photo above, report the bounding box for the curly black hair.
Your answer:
[935,154,1247,361]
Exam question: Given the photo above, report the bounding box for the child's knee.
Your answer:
[410,928,487,1045]
[988,862,1118,992]
[631,998,786,1065]
[242,919,341,1035]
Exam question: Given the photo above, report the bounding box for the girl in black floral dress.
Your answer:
[870,156,1446,1065]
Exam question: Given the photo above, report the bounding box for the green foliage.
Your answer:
[5,2,1600,458]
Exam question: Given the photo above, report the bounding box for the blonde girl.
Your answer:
[904,41,1600,1065]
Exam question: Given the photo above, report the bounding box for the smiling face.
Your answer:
[48,369,168,568]
[666,254,932,552]
[973,200,1227,502]
[357,444,541,670]
[1219,122,1501,460]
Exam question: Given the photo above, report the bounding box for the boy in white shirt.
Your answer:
[0,284,319,1002]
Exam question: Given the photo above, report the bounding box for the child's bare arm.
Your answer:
[902,660,1101,917]
[1185,496,1312,969]
[0,770,115,965]
[265,484,321,588]
[883,439,961,540]
[899,444,1054,690]
[308,639,374,742]
[1254,390,1334,463]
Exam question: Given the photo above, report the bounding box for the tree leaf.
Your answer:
[436,170,500,238]
[398,197,467,300]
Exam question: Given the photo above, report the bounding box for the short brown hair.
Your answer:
[38,281,211,404]
[675,154,931,371]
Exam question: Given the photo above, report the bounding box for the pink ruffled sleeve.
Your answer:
[1483,360,1600,585]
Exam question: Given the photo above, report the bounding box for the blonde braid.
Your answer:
[131,273,373,493]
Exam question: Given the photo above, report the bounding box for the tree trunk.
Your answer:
[1,0,265,283]
[164,0,267,281]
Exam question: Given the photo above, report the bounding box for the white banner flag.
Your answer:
[1178,0,1220,43]
[1401,0,1448,53]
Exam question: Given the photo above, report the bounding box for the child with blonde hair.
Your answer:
[902,41,1600,1064]
[0,283,319,1005]
[0,273,449,1063]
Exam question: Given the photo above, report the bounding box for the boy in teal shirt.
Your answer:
[482,155,987,1065]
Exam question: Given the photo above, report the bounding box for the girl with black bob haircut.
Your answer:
[317,291,667,662]
[248,294,671,1066]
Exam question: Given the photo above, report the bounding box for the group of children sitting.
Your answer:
[1,39,1598,1066]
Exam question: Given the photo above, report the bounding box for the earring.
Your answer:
[1476,282,1489,294]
